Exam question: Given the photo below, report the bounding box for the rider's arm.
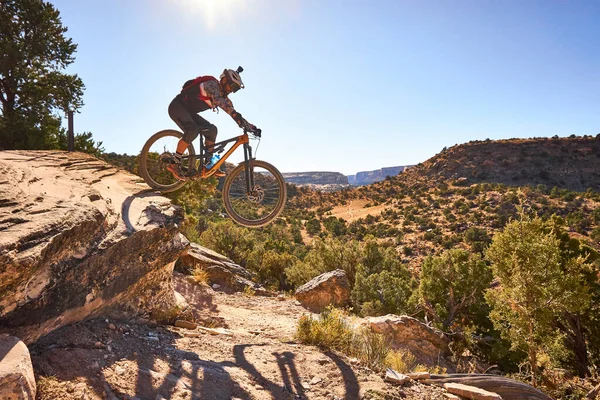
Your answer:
[203,80,251,128]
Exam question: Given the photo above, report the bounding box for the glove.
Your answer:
[246,122,261,137]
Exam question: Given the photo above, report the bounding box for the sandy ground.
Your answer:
[326,200,388,223]
[30,274,450,400]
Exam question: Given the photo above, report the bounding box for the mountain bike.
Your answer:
[139,128,286,227]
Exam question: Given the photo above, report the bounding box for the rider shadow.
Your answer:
[229,344,360,399]
[121,189,173,233]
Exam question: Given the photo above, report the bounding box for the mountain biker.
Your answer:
[166,66,259,180]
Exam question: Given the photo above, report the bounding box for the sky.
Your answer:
[50,0,599,175]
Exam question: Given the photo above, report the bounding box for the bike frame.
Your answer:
[192,132,255,191]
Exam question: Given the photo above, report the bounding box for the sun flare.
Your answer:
[168,0,251,31]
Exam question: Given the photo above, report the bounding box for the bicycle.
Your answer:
[139,128,287,227]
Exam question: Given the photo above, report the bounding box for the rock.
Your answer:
[367,315,452,369]
[0,335,36,399]
[198,326,233,336]
[443,383,502,400]
[294,270,350,313]
[180,243,272,295]
[424,374,552,399]
[108,323,116,330]
[0,151,187,344]
[174,320,198,330]
[408,372,430,380]
[277,294,286,301]
[384,368,409,385]
[310,376,323,385]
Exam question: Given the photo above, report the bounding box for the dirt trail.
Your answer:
[31,274,448,400]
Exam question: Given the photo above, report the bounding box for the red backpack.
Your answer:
[181,75,218,100]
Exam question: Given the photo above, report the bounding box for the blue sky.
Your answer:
[51,0,599,175]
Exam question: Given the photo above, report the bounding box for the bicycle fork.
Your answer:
[243,142,255,194]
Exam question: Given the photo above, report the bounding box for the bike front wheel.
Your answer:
[222,160,287,227]
[139,129,196,193]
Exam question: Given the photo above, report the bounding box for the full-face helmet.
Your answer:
[220,66,245,94]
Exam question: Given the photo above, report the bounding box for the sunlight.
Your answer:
[168,0,252,31]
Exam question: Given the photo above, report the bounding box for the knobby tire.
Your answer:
[139,129,196,193]
[222,160,287,227]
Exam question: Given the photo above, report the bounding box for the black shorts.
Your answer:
[168,98,217,143]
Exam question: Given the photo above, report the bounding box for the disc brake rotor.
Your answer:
[247,186,265,203]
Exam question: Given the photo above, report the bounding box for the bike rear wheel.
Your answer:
[222,160,287,227]
[139,130,196,193]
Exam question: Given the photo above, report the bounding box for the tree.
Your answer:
[351,239,413,316]
[0,0,84,149]
[485,213,590,382]
[285,238,361,287]
[419,249,492,331]
[546,216,600,377]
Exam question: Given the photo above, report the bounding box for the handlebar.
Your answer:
[244,127,261,137]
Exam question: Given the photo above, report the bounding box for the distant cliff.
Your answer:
[282,171,349,185]
[347,166,412,186]
[282,167,413,190]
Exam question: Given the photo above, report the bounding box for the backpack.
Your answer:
[181,75,218,95]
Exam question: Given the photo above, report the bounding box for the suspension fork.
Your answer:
[243,142,254,193]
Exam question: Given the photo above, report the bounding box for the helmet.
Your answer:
[220,66,244,94]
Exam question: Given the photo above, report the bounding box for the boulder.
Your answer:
[367,315,452,370]
[295,269,350,312]
[0,151,187,343]
[0,335,36,399]
[179,243,270,295]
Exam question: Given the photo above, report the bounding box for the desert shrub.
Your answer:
[296,308,399,372]
[199,220,255,265]
[419,249,492,331]
[285,238,361,287]
[296,307,353,351]
[323,217,347,236]
[352,240,413,316]
[305,218,322,235]
[485,212,594,380]
[464,226,492,254]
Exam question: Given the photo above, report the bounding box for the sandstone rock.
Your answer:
[0,151,187,344]
[294,270,350,313]
[408,372,431,380]
[180,243,271,295]
[0,335,36,400]
[384,368,409,385]
[174,320,198,330]
[424,374,553,399]
[443,383,502,400]
[368,315,452,369]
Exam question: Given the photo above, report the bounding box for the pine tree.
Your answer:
[0,0,84,149]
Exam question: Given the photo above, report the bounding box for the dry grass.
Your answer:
[192,267,209,285]
[296,307,447,373]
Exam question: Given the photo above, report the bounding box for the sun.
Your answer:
[168,0,251,31]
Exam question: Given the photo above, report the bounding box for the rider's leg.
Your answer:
[167,100,201,179]
[190,114,217,158]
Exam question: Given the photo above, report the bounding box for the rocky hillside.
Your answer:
[410,135,600,191]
